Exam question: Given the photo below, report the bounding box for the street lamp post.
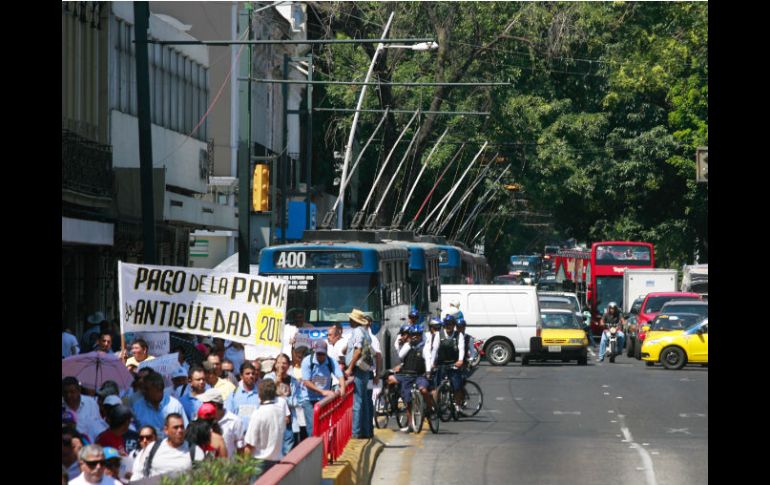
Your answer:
[337,11,395,229]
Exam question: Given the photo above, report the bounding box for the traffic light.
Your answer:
[252,164,269,212]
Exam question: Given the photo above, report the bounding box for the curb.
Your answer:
[321,434,386,485]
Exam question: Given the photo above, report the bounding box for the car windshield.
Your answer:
[541,313,582,329]
[650,313,702,331]
[645,296,700,313]
[659,303,708,319]
[630,298,644,314]
[539,298,577,313]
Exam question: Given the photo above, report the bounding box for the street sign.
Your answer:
[696,147,708,183]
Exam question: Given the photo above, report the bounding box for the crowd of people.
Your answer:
[61,308,393,484]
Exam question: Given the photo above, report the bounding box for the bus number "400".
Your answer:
[276,252,307,268]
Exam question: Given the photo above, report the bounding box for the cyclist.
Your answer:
[392,325,434,432]
[394,322,412,356]
[455,318,476,374]
[424,317,442,375]
[435,314,465,412]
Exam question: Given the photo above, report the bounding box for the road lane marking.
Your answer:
[620,416,660,485]
[616,396,623,399]
[667,428,691,434]
[604,392,610,396]
[608,410,615,414]
[496,397,505,401]
[553,411,582,415]
[679,413,706,418]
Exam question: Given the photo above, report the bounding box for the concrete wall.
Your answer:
[111,110,209,194]
[254,437,323,485]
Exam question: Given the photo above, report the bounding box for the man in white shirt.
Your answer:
[63,377,103,443]
[69,444,121,485]
[130,413,204,481]
[326,323,348,388]
[244,379,286,470]
[62,325,80,358]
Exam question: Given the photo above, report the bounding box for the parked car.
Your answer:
[524,309,589,365]
[641,318,708,369]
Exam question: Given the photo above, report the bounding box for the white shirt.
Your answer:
[64,395,102,442]
[130,439,205,481]
[327,336,348,386]
[69,473,121,485]
[244,401,286,461]
[62,331,80,358]
[425,332,440,371]
[219,409,246,458]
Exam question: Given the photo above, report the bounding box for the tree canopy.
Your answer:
[307,1,707,273]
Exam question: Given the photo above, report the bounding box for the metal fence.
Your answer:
[312,377,354,466]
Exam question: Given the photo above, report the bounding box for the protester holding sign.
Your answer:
[125,339,155,370]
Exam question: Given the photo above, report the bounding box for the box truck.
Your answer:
[622,268,677,314]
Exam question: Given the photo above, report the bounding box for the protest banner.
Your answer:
[118,262,288,358]
[141,332,169,356]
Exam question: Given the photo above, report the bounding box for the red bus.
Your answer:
[586,241,655,335]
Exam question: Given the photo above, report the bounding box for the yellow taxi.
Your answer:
[524,309,589,365]
[641,318,708,370]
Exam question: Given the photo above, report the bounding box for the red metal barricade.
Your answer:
[312,378,354,466]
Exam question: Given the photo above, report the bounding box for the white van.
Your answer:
[441,285,541,366]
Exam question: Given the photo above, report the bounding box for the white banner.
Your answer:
[138,352,179,375]
[118,262,288,356]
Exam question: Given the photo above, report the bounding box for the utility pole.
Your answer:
[133,2,156,264]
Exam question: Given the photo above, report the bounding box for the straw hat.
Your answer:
[348,309,369,325]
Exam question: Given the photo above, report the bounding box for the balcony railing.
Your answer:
[62,128,113,197]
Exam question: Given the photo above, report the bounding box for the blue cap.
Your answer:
[429,317,442,327]
[408,308,419,319]
[443,314,457,325]
[456,318,466,327]
[400,324,412,333]
[103,447,120,461]
[409,324,424,334]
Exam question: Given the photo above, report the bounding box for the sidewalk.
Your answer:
[321,430,391,485]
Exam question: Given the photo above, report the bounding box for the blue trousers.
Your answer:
[282,427,295,455]
[599,331,625,360]
[302,400,316,437]
[352,367,373,438]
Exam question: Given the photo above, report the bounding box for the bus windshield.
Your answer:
[278,273,382,323]
[595,245,651,266]
[595,276,624,313]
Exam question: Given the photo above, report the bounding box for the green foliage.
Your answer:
[159,455,264,485]
[310,1,707,271]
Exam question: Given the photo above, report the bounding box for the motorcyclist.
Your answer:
[598,302,625,362]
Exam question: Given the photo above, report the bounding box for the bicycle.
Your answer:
[435,365,461,422]
[374,372,408,430]
[404,376,440,434]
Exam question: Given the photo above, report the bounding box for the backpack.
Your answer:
[360,332,374,366]
[310,355,334,376]
[437,330,459,364]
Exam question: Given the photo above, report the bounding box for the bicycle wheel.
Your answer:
[395,396,409,429]
[374,392,389,429]
[427,396,440,434]
[410,390,424,433]
[459,380,483,417]
[437,382,454,422]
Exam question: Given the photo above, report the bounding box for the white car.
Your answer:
[538,291,583,316]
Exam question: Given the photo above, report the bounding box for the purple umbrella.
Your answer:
[61,351,134,392]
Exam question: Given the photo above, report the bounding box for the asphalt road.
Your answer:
[371,351,708,485]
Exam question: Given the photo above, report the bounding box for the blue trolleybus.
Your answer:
[378,237,441,319]
[258,231,410,369]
